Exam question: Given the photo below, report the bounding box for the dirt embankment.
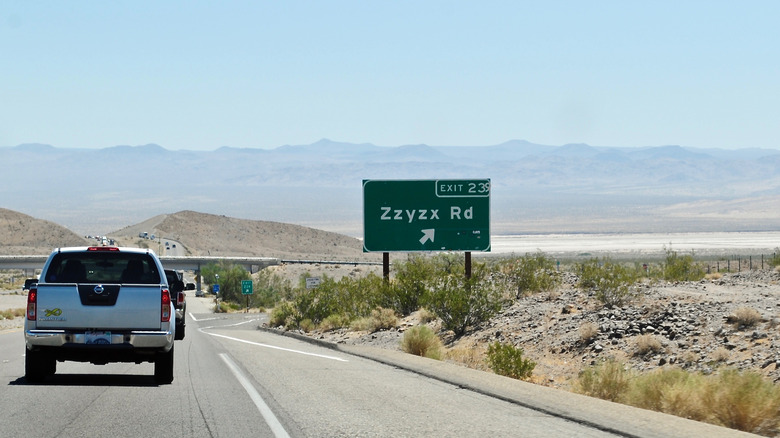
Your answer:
[296,269,780,390]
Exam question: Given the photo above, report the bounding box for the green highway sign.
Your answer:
[241,280,253,295]
[363,179,490,252]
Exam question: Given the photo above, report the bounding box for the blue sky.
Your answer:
[2,1,778,151]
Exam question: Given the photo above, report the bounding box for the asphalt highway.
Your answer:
[0,297,753,437]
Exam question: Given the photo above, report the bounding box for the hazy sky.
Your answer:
[3,1,778,151]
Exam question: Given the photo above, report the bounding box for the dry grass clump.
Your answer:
[709,347,731,363]
[728,307,763,328]
[416,308,437,324]
[350,308,398,332]
[445,344,488,371]
[626,367,709,422]
[634,334,663,356]
[0,308,25,320]
[705,369,780,435]
[680,351,699,365]
[576,363,780,436]
[400,325,444,360]
[575,359,631,402]
[579,322,599,343]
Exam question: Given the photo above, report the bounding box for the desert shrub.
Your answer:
[289,273,387,326]
[575,359,632,402]
[250,269,294,308]
[497,252,560,298]
[703,369,780,435]
[634,334,663,356]
[428,253,468,275]
[661,247,705,282]
[202,262,252,303]
[299,318,315,333]
[269,301,299,328]
[578,258,641,308]
[423,264,504,337]
[400,325,444,360]
[319,313,349,331]
[485,342,535,380]
[728,307,763,328]
[770,249,780,267]
[292,277,339,324]
[388,254,436,315]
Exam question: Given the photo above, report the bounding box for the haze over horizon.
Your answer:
[3,1,779,151]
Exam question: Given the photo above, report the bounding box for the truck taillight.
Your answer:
[161,289,171,322]
[27,288,37,320]
[177,291,185,306]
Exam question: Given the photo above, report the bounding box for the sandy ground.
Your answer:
[0,291,26,332]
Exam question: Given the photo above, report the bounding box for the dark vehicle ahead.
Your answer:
[23,278,38,290]
[165,269,186,340]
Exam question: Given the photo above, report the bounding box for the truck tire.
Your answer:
[175,322,185,340]
[154,344,174,384]
[25,348,55,383]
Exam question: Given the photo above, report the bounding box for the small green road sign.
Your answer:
[363,179,490,252]
[241,280,253,295]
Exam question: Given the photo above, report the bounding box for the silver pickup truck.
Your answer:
[24,246,176,384]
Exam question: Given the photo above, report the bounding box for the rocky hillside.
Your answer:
[0,208,90,254]
[108,210,378,261]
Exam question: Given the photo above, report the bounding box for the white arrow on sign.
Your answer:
[419,229,435,244]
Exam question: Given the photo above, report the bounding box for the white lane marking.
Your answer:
[202,330,348,362]
[190,313,228,322]
[220,353,291,438]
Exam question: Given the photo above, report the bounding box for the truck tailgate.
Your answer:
[35,284,163,330]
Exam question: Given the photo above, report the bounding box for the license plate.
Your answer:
[85,331,112,345]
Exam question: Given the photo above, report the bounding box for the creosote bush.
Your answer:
[485,341,536,380]
[400,325,443,360]
[662,247,705,282]
[578,258,640,308]
[425,263,505,337]
[269,301,298,328]
[497,252,560,298]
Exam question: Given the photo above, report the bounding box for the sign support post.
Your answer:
[241,279,253,313]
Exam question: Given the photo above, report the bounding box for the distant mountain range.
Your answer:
[3,139,780,236]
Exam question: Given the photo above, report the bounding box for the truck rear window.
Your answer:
[45,252,161,284]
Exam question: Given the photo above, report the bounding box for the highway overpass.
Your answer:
[0,255,280,292]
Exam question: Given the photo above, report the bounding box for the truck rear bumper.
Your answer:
[25,329,173,350]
